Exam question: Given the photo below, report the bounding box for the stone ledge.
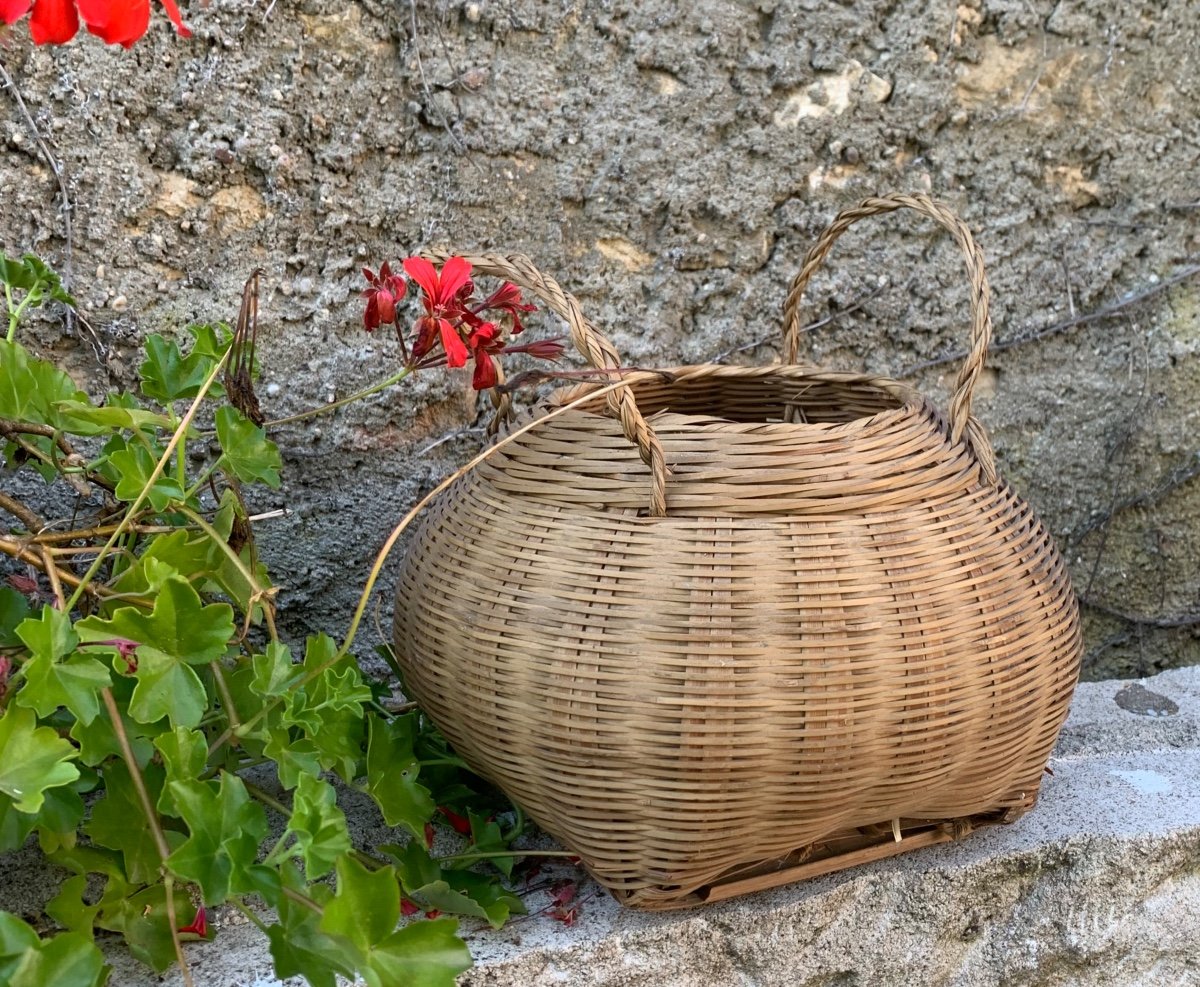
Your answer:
[18,667,1200,986]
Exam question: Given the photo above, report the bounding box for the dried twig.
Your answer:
[0,491,46,534]
[903,265,1200,376]
[1070,452,1200,546]
[406,0,467,154]
[1081,597,1200,630]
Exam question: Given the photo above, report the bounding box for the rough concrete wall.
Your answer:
[1,0,1197,677]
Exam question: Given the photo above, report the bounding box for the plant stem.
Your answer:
[101,687,195,987]
[264,366,413,429]
[243,780,290,818]
[231,899,270,935]
[210,662,242,745]
[63,350,231,613]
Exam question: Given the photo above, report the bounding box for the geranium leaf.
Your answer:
[166,774,268,905]
[76,576,234,728]
[267,865,355,987]
[54,399,175,434]
[286,774,352,880]
[85,760,170,884]
[138,332,222,404]
[319,856,399,953]
[0,707,80,814]
[96,884,177,973]
[251,641,295,698]
[0,914,106,987]
[0,796,37,853]
[215,406,282,488]
[153,727,208,816]
[108,442,187,511]
[366,714,435,840]
[46,875,101,935]
[15,653,111,726]
[467,811,515,878]
[364,919,472,987]
[15,605,78,661]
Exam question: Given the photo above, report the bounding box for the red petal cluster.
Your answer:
[178,906,207,938]
[361,256,561,391]
[0,0,190,47]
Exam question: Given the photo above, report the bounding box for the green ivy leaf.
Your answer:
[266,864,355,987]
[31,785,86,854]
[0,707,80,814]
[264,726,322,791]
[384,840,524,929]
[166,774,268,905]
[0,587,30,646]
[54,399,175,435]
[0,340,90,435]
[76,576,234,728]
[251,641,295,698]
[153,727,208,817]
[215,406,282,488]
[320,856,399,955]
[15,605,78,661]
[365,919,471,987]
[138,332,223,404]
[46,875,101,935]
[16,653,111,726]
[70,679,157,768]
[0,914,106,987]
[95,884,177,973]
[366,714,436,840]
[108,442,187,512]
[85,760,171,884]
[285,774,352,880]
[467,811,515,878]
[0,795,36,853]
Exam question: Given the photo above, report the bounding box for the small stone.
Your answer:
[110,295,128,312]
[95,264,106,279]
[464,2,481,22]
[844,146,860,165]
[266,382,281,397]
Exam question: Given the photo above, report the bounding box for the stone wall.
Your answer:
[2,0,1198,676]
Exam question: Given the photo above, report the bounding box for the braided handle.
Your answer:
[420,250,669,516]
[782,194,996,476]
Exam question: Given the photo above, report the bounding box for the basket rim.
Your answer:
[544,362,929,431]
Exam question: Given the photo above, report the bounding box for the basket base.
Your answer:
[613,801,1034,911]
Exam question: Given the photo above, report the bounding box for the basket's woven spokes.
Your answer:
[782,193,997,483]
[422,249,669,515]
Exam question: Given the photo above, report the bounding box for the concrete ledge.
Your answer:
[12,667,1200,986]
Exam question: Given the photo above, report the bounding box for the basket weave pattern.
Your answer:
[394,195,1082,909]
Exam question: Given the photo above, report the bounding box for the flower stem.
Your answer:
[264,365,413,428]
[101,687,195,987]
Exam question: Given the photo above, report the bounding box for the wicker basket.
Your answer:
[393,194,1082,910]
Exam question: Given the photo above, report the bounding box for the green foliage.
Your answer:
[0,254,539,987]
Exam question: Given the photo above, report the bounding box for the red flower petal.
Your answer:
[178,906,207,938]
[436,806,473,835]
[439,318,469,368]
[78,0,150,46]
[402,257,439,301]
[0,0,32,27]
[436,256,473,305]
[401,898,420,917]
[471,355,498,391]
[28,0,78,43]
[157,0,189,37]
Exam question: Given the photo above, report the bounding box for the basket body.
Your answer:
[394,366,1082,909]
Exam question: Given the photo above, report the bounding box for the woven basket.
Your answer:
[393,194,1082,910]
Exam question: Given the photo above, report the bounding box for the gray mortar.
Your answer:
[0,0,1198,677]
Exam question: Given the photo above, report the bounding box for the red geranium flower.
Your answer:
[362,262,407,331]
[436,805,473,836]
[0,0,190,47]
[479,281,537,335]
[402,256,473,368]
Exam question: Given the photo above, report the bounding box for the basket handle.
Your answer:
[782,193,996,478]
[420,249,669,516]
